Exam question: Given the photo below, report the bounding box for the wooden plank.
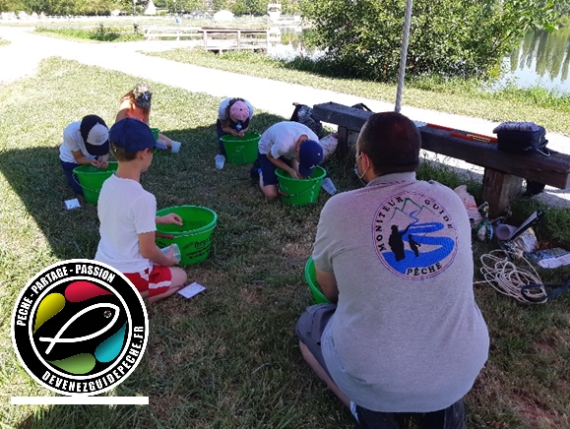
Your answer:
[313,102,373,131]
[420,127,570,189]
[336,127,350,159]
[483,170,523,218]
[311,101,570,189]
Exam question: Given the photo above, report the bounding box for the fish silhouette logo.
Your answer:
[372,191,458,280]
[11,260,148,396]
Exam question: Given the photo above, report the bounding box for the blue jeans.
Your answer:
[60,159,83,195]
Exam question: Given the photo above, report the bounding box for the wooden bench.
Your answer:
[313,102,570,217]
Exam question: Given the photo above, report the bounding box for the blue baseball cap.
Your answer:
[298,139,324,178]
[109,118,156,153]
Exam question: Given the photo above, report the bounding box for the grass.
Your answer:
[0,39,10,47]
[145,49,570,136]
[35,25,146,43]
[0,58,569,429]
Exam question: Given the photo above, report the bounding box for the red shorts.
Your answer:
[124,265,172,297]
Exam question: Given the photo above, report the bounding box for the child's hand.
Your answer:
[288,168,300,179]
[90,159,103,168]
[161,213,183,226]
[237,130,245,137]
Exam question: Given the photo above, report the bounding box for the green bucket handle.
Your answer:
[155,226,216,240]
[73,174,103,195]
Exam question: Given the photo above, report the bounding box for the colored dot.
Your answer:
[103,310,112,319]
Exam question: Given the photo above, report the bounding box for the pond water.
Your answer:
[492,27,570,94]
[268,26,570,95]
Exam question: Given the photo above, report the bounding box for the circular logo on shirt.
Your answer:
[372,191,458,279]
[11,259,148,396]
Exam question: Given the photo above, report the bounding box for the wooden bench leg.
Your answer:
[483,170,523,218]
[336,126,349,159]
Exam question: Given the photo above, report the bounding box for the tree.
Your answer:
[300,0,558,81]
[245,0,268,16]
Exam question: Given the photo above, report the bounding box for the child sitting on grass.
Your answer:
[95,118,187,303]
[116,82,181,153]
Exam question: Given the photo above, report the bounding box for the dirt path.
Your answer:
[1,25,569,208]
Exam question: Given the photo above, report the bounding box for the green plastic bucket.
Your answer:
[150,127,159,140]
[276,166,326,206]
[220,132,261,164]
[73,162,118,205]
[155,205,218,266]
[304,257,331,304]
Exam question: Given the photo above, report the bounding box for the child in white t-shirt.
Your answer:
[95,118,187,303]
[255,121,324,199]
[59,115,110,195]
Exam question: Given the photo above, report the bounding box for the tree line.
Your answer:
[0,0,300,16]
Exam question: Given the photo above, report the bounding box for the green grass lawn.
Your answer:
[1,58,569,429]
[146,49,570,136]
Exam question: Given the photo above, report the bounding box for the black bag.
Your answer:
[493,122,549,156]
[290,103,323,138]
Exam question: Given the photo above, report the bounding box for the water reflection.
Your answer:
[500,26,570,93]
[268,25,570,94]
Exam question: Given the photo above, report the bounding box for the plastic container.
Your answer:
[275,166,327,206]
[215,154,226,170]
[304,257,331,304]
[321,177,337,195]
[220,132,261,164]
[160,243,182,262]
[155,206,218,266]
[73,162,118,205]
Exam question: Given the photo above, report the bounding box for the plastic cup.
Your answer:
[321,177,337,195]
[171,141,181,153]
[160,243,182,262]
[215,154,226,170]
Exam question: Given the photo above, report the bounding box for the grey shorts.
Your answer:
[295,303,337,376]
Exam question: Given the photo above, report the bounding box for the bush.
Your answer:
[300,0,558,81]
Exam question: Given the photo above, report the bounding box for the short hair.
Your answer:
[358,112,421,175]
[111,143,138,161]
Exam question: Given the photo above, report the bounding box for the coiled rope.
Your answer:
[475,249,548,304]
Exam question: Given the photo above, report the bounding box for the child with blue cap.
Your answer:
[59,114,110,195]
[254,121,324,199]
[95,118,187,303]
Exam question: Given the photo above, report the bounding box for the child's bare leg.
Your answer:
[148,267,187,303]
[259,175,278,199]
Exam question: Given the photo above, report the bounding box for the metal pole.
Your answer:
[395,0,413,113]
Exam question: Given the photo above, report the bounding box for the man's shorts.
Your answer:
[124,265,172,297]
[295,303,337,377]
[296,304,466,429]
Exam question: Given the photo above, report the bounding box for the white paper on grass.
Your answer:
[64,198,81,210]
[178,282,206,299]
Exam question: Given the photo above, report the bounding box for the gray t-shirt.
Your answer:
[314,172,489,413]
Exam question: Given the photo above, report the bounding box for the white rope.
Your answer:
[475,249,548,304]
[395,0,414,113]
